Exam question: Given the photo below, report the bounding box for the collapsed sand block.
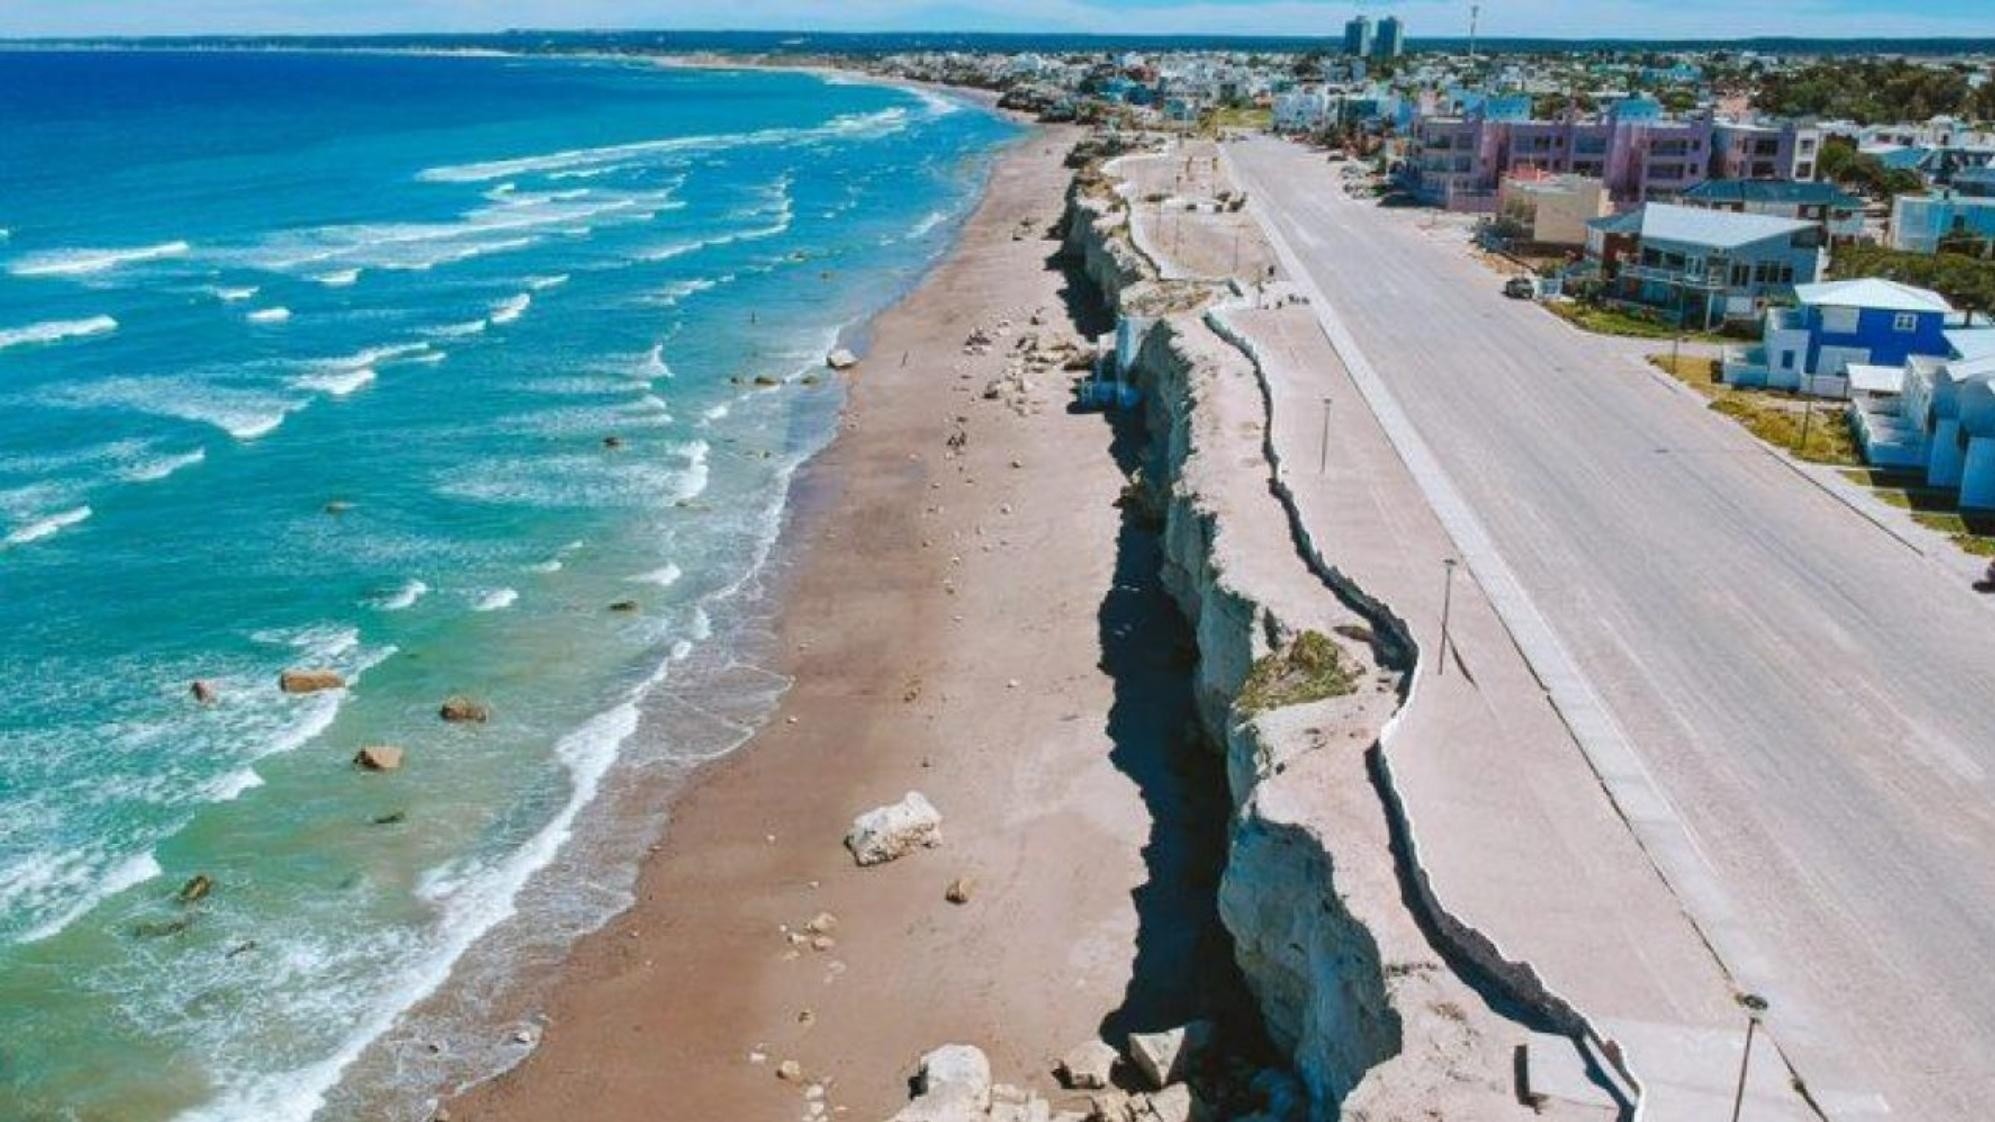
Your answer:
[845,791,942,867]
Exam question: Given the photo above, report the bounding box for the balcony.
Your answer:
[1617,262,1728,291]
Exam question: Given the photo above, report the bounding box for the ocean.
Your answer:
[0,48,1016,1121]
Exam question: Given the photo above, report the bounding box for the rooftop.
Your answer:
[1598,203,1814,249]
[1793,278,1952,314]
[1681,179,1864,209]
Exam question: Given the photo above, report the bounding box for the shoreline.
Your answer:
[440,121,1240,1121]
[294,67,1041,1122]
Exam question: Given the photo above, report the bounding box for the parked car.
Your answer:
[1503,275,1539,300]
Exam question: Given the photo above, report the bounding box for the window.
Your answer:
[1894,312,1919,332]
[1780,351,1795,370]
[1821,306,1859,333]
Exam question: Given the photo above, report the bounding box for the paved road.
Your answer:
[1229,136,1995,1121]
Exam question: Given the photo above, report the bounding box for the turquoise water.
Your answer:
[0,49,1015,1121]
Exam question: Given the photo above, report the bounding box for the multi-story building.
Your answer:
[1496,170,1611,246]
[1679,179,1865,243]
[1343,15,1373,58]
[1890,187,1995,254]
[1374,17,1405,60]
[1710,120,1822,181]
[1584,202,1826,327]
[1403,97,1824,211]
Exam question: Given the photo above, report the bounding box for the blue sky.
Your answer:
[0,0,1986,40]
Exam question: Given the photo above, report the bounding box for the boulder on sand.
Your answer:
[1058,1039,1119,1090]
[439,696,490,723]
[1127,1022,1213,1090]
[825,348,859,370]
[354,745,405,772]
[279,668,345,695]
[844,791,943,867]
[890,1044,992,1122]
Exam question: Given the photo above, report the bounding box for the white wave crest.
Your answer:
[295,366,375,397]
[247,307,292,324]
[0,315,118,352]
[214,285,259,302]
[5,505,92,546]
[313,268,362,287]
[10,849,162,945]
[487,293,531,326]
[417,108,911,183]
[470,588,519,612]
[526,273,569,291]
[9,240,190,278]
[370,579,430,611]
[119,447,207,483]
[629,563,681,587]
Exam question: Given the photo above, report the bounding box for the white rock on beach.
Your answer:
[889,1043,992,1122]
[845,791,943,867]
[1058,1040,1120,1090]
[826,348,859,370]
[1127,1021,1213,1090]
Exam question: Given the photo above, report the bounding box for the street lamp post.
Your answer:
[1436,558,1459,677]
[1319,396,1333,474]
[1729,994,1770,1122]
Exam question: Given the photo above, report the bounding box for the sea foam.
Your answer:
[0,315,119,352]
[9,240,190,278]
[5,505,92,546]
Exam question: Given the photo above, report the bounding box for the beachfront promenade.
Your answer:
[1112,136,1815,1119]
[1227,133,1995,1121]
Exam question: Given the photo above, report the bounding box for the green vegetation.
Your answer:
[1649,355,1860,465]
[1238,631,1359,715]
[1829,243,1995,316]
[1754,59,1995,125]
[1549,300,1734,344]
[1204,105,1273,134]
[1815,136,1927,201]
[1839,471,1995,555]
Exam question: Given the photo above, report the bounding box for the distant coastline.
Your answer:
[4,30,1994,58]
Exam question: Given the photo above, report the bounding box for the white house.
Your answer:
[1853,328,1995,505]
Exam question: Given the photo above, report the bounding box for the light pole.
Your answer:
[1729,994,1770,1122]
[1436,558,1459,677]
[1796,396,1816,457]
[1318,396,1333,473]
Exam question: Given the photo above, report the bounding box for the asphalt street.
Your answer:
[1230,135,1995,1121]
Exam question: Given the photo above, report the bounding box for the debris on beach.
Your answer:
[945,876,976,905]
[354,745,404,772]
[279,668,345,694]
[844,791,942,866]
[826,348,858,370]
[438,695,489,723]
[177,874,214,906]
[776,1059,804,1081]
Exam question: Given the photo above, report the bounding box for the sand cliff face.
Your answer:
[1062,163,1622,1122]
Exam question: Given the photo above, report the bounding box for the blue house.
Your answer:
[1725,278,1957,395]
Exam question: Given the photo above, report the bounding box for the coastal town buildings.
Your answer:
[1724,278,1957,395]
[1679,179,1866,243]
[1374,17,1405,61]
[1343,16,1372,58]
[1852,328,1995,504]
[1496,170,1611,246]
[1585,203,1825,326]
[1890,177,1995,253]
[1403,97,1821,210]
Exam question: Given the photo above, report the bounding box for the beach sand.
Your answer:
[448,124,1245,1121]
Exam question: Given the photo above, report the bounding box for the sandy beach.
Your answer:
[447,123,1246,1121]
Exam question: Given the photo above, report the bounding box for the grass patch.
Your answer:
[1238,631,1359,714]
[1206,105,1274,133]
[1547,300,1732,344]
[1647,355,1860,465]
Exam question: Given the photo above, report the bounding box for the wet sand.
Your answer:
[448,123,1240,1121]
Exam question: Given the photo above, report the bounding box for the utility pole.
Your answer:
[1729,995,1770,1122]
[1319,396,1334,473]
[1797,395,1816,456]
[1437,558,1459,676]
